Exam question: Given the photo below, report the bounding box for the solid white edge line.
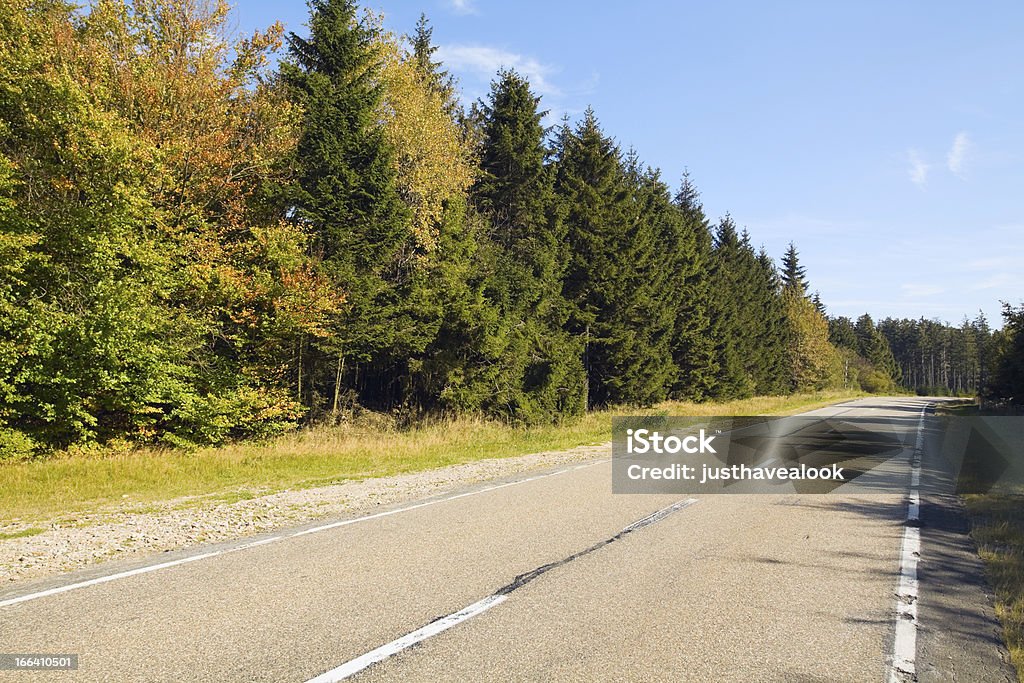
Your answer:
[0,461,606,609]
[888,402,928,683]
[0,534,287,609]
[304,595,508,683]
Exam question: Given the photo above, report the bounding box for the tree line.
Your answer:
[864,309,1023,406]
[1,0,1020,457]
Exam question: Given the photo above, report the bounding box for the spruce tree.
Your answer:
[988,304,1024,403]
[410,14,457,114]
[281,0,418,411]
[707,216,755,399]
[812,291,826,316]
[616,155,680,404]
[752,247,791,394]
[705,224,792,398]
[855,314,901,384]
[780,242,809,294]
[670,172,718,400]
[458,69,585,422]
[556,109,662,406]
[829,316,859,351]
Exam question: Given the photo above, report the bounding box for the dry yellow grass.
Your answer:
[938,401,1024,679]
[0,390,865,524]
[964,494,1024,680]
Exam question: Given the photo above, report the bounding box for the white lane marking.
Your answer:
[0,550,223,609]
[0,461,606,609]
[0,534,289,608]
[305,497,698,682]
[888,402,929,683]
[305,595,508,683]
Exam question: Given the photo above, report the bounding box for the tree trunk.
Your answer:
[297,336,304,403]
[332,353,345,415]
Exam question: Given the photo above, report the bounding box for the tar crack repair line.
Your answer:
[304,497,698,683]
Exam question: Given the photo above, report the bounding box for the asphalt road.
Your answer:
[0,397,1015,682]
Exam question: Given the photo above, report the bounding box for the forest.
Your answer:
[1,0,1021,458]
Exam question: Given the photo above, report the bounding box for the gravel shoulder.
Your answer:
[0,442,609,586]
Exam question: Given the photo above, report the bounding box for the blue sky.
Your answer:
[236,0,1023,327]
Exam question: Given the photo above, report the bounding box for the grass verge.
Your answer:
[0,390,864,525]
[963,493,1024,680]
[945,401,1024,679]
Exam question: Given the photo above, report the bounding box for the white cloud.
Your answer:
[447,0,478,15]
[947,131,970,176]
[436,44,562,97]
[907,149,929,188]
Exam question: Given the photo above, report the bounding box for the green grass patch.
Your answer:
[0,527,45,540]
[0,390,864,525]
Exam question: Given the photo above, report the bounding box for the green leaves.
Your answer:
[5,0,956,459]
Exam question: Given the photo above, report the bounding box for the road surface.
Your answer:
[0,397,1015,682]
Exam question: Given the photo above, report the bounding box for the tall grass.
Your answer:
[0,390,864,524]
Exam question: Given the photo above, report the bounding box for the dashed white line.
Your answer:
[304,595,508,683]
[304,497,698,682]
[0,460,606,609]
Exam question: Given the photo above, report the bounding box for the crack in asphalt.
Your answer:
[495,498,697,597]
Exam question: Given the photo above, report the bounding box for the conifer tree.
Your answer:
[707,216,755,399]
[409,14,457,115]
[670,172,718,400]
[281,0,419,410]
[812,291,826,316]
[752,247,791,393]
[988,304,1024,403]
[855,314,901,384]
[457,69,585,421]
[780,242,809,294]
[616,155,680,403]
[829,316,859,351]
[556,109,658,406]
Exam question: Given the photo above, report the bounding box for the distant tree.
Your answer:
[780,242,809,294]
[811,291,826,316]
[409,14,458,116]
[987,303,1024,404]
[856,314,901,385]
[829,316,859,351]
[783,288,841,391]
[973,311,994,392]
